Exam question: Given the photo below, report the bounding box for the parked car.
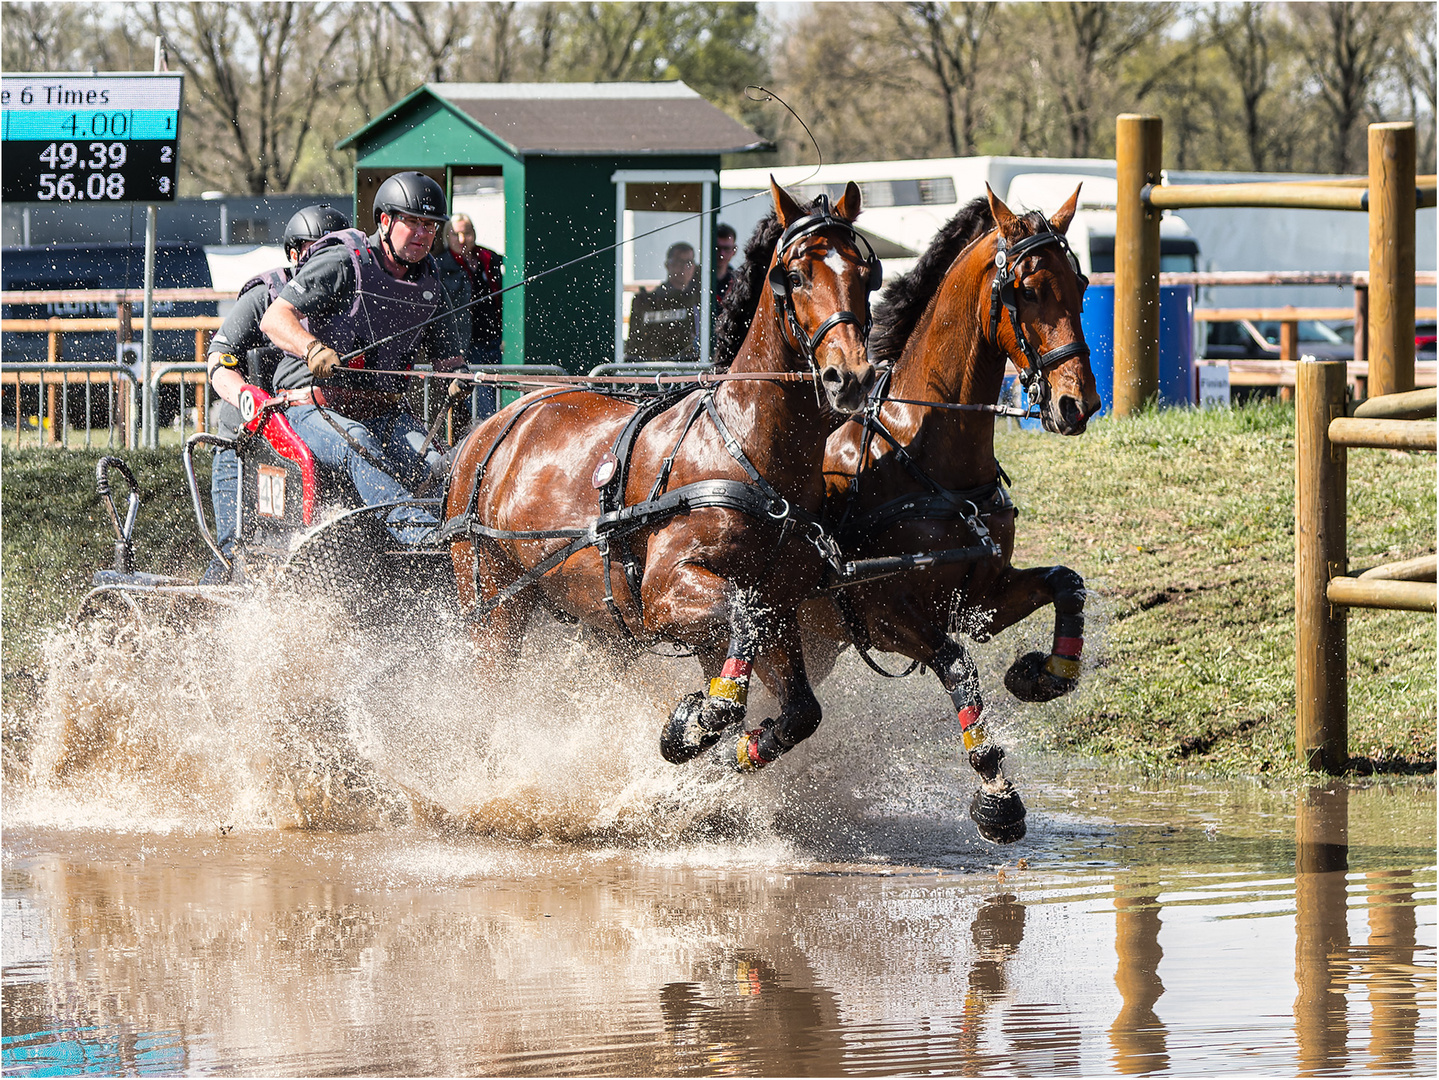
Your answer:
[1416,320,1436,360]
[1201,317,1352,361]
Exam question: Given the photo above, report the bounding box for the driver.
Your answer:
[204,203,350,583]
[258,172,468,541]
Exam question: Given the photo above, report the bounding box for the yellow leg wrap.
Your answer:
[709,677,748,704]
[961,721,989,752]
[1044,653,1082,679]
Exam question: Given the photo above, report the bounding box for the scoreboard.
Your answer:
[1,73,183,203]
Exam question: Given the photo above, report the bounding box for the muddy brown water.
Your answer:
[2,599,1434,1075]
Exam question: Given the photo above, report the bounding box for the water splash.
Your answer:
[4,587,1094,860]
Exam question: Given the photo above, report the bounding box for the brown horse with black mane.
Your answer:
[442,179,879,772]
[800,184,1102,843]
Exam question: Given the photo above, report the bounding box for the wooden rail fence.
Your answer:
[1295,363,1435,773]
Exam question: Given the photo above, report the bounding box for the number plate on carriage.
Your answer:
[257,465,286,518]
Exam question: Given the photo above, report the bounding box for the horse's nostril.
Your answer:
[1059,395,1084,427]
[860,364,877,392]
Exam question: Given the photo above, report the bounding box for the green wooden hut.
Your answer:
[336,82,768,372]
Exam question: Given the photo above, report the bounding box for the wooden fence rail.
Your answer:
[1295,360,1436,773]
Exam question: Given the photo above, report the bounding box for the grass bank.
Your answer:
[1,401,1434,777]
[996,399,1435,777]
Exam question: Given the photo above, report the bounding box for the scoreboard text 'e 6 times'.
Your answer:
[1,73,183,204]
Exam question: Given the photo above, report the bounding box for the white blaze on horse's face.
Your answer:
[768,177,877,415]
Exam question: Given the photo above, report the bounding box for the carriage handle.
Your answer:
[183,432,237,573]
[95,456,140,574]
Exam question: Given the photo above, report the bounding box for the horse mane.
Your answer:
[868,198,1057,365]
[868,197,993,365]
[712,194,830,369]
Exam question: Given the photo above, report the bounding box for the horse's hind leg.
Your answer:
[451,537,532,677]
[933,637,1027,844]
[981,564,1087,704]
[659,586,762,764]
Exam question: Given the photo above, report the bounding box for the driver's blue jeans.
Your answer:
[285,405,442,542]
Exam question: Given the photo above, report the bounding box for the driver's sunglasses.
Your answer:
[397,213,440,234]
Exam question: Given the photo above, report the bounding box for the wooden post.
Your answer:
[1368,122,1416,397]
[1295,360,1348,773]
[45,329,61,445]
[1115,114,1163,417]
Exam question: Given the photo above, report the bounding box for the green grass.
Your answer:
[1,401,1434,778]
[1,444,214,687]
[995,399,1435,778]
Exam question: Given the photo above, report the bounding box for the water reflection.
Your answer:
[3,774,1433,1077]
[1110,876,1168,1075]
[1365,869,1422,1070]
[1295,784,1351,1075]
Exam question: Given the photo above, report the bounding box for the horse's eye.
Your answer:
[788,270,804,289]
[1022,286,1039,302]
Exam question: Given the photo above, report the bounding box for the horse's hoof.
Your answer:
[1004,651,1078,703]
[969,781,1027,844]
[660,692,740,765]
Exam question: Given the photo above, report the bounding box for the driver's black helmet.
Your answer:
[372,172,448,228]
[282,204,349,262]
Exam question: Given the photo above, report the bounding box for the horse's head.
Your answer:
[985,184,1102,435]
[765,177,879,414]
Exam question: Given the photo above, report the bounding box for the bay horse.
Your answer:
[804,184,1102,844]
[442,179,880,773]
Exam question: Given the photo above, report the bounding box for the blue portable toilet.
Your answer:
[1006,285,1194,427]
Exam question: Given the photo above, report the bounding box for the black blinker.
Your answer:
[768,264,789,299]
[868,258,883,293]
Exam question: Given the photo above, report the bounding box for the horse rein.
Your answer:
[766,194,883,376]
[986,226,1090,412]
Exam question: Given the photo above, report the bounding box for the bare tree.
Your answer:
[885,2,995,157]
[1042,2,1177,158]
[384,0,474,84]
[1207,2,1278,170]
[1,2,142,74]
[137,2,351,195]
[1291,1,1395,173]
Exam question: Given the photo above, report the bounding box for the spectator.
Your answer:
[437,212,503,417]
[625,241,701,362]
[714,223,738,310]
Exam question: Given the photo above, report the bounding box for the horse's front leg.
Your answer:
[657,581,763,764]
[974,564,1087,704]
[932,637,1027,844]
[732,617,821,772]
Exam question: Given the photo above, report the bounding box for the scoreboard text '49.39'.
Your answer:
[1,73,183,204]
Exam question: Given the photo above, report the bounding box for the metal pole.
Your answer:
[1368,122,1416,397]
[1115,114,1162,416]
[1295,359,1348,773]
[142,36,166,447]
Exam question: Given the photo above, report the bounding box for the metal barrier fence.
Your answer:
[1295,364,1436,773]
[0,362,139,449]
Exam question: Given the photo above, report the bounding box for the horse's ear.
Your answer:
[834,180,862,222]
[770,175,803,231]
[1050,185,1081,235]
[985,183,1018,232]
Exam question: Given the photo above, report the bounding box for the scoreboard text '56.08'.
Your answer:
[1,73,183,204]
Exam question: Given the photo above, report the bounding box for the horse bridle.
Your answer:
[986,225,1090,412]
[766,194,883,370]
